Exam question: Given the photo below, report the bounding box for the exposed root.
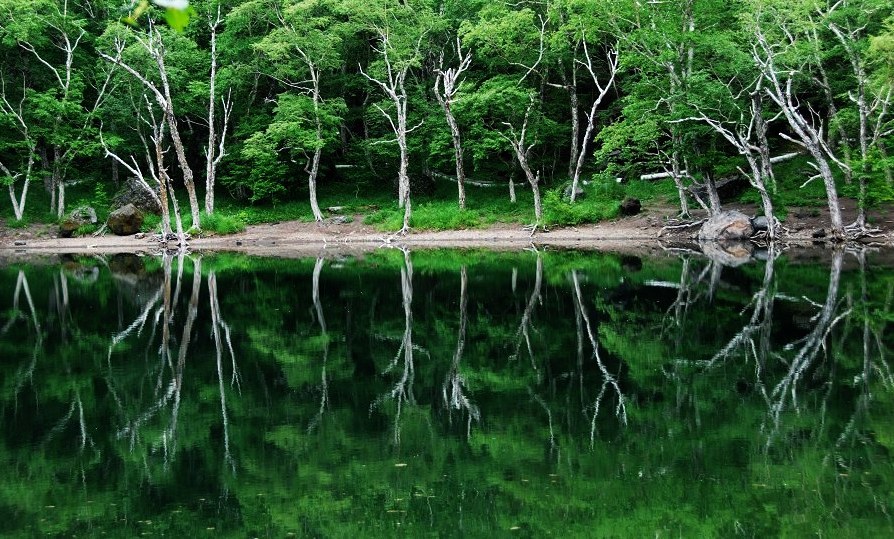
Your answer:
[661,218,706,231]
[523,222,541,237]
[844,221,885,239]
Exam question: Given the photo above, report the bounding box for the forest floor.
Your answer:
[2,198,894,258]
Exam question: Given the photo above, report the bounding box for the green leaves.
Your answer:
[123,0,194,32]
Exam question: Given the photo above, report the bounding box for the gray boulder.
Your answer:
[111,177,161,215]
[698,210,754,242]
[751,215,769,231]
[59,206,97,238]
[108,204,144,236]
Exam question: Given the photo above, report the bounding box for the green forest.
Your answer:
[2,0,894,238]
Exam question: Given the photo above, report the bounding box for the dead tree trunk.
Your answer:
[434,39,472,210]
[503,98,543,228]
[100,26,201,230]
[569,42,618,202]
[753,26,846,238]
[360,32,423,234]
[204,7,232,216]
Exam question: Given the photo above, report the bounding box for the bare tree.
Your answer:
[99,25,202,230]
[502,98,544,230]
[204,5,233,216]
[752,21,848,238]
[360,30,425,234]
[568,41,619,202]
[434,38,472,210]
[679,81,780,239]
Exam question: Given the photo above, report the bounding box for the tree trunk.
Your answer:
[307,75,324,222]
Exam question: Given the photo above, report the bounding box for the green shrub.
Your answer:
[542,189,619,226]
[141,213,161,233]
[5,217,29,229]
[195,211,246,235]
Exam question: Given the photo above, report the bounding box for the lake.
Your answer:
[1,247,892,536]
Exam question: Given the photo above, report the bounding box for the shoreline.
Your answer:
[2,213,893,264]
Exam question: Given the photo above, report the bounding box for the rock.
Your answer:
[108,204,144,236]
[619,197,642,217]
[59,206,98,238]
[111,177,161,215]
[59,219,81,238]
[563,184,586,201]
[71,206,98,224]
[698,210,755,241]
[751,215,769,231]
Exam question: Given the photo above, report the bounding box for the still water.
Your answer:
[0,248,892,536]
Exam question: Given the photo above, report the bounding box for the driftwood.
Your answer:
[639,152,799,181]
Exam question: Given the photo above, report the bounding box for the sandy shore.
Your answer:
[3,201,893,260]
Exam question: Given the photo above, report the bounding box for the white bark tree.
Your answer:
[679,82,780,239]
[99,25,202,230]
[568,41,619,202]
[0,78,36,221]
[0,0,114,218]
[204,5,233,216]
[827,14,893,231]
[502,98,544,229]
[752,21,848,238]
[434,38,472,210]
[360,30,424,234]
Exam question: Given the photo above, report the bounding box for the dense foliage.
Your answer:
[1,0,894,235]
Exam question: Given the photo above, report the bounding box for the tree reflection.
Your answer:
[442,265,479,438]
[374,247,417,446]
[571,270,628,446]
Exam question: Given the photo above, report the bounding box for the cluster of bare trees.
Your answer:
[98,13,231,244]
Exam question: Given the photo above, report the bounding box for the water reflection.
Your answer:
[1,248,893,535]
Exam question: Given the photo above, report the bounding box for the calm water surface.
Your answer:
[1,248,892,536]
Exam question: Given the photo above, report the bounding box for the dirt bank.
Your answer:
[2,200,893,258]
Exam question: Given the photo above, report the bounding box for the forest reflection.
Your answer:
[1,248,892,535]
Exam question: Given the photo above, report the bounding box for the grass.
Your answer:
[4,159,867,237]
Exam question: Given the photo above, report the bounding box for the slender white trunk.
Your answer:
[569,44,618,202]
